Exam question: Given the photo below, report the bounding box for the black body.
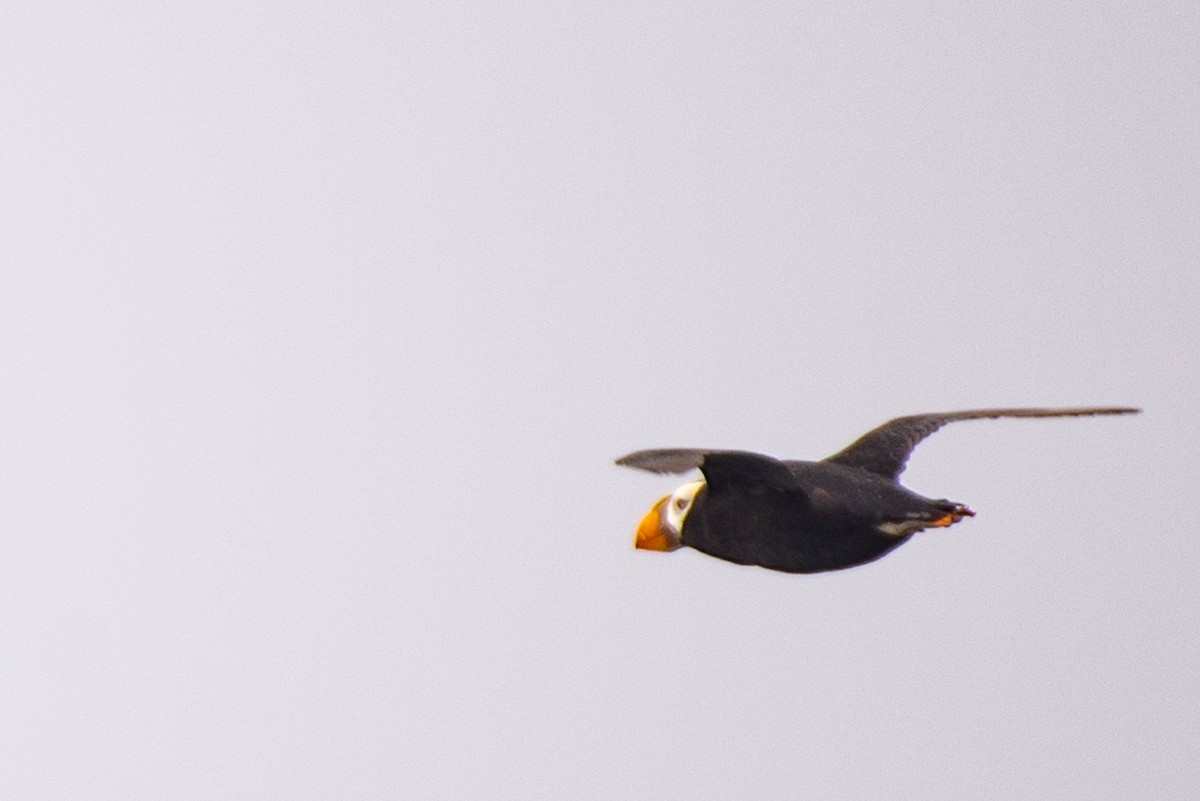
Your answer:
[616,406,1139,573]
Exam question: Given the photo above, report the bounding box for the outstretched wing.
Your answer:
[615,448,801,493]
[823,406,1140,481]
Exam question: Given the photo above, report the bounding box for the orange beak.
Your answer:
[634,496,682,551]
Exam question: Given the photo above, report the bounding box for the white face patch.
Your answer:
[664,480,705,534]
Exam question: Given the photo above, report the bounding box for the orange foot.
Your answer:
[929,504,976,527]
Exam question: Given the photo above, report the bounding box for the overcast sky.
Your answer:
[2,2,1197,799]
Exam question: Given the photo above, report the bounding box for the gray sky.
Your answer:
[2,2,1197,798]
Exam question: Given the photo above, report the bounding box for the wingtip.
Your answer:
[613,451,643,467]
[613,450,662,472]
[1093,406,1142,417]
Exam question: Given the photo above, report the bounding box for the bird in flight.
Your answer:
[615,406,1139,573]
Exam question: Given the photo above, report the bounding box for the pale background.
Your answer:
[2,2,1197,799]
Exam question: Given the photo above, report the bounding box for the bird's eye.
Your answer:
[674,497,688,511]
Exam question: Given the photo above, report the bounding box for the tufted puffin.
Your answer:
[616,406,1139,573]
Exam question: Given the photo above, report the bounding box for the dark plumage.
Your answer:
[616,406,1139,573]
